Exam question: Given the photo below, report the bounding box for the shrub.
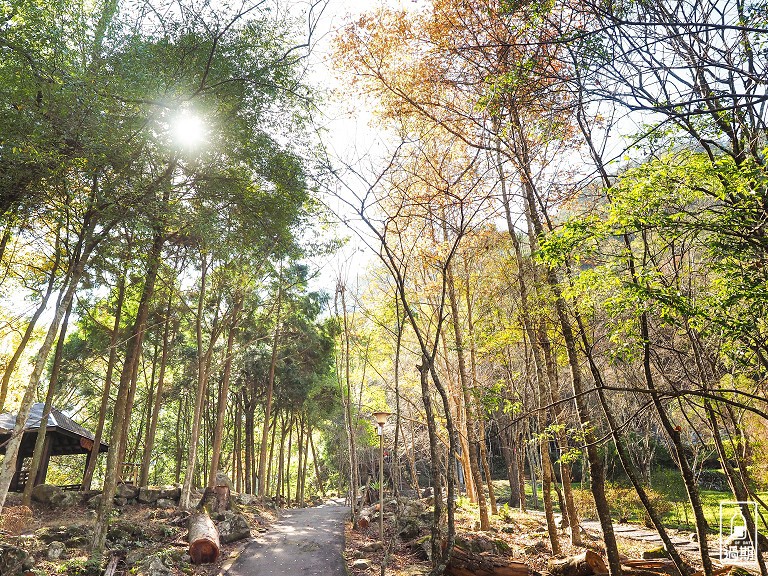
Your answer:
[571,488,597,520]
[56,558,101,576]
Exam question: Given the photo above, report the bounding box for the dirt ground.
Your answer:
[0,491,277,576]
[342,499,748,576]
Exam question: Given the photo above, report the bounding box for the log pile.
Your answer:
[356,502,381,530]
[188,513,220,564]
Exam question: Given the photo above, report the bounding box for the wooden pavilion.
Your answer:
[0,403,108,491]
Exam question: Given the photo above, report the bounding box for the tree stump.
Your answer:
[188,512,220,564]
[548,550,607,576]
[198,485,231,514]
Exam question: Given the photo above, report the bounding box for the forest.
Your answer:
[1,0,768,575]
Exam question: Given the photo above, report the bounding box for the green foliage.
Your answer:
[55,558,101,576]
[571,484,673,525]
[539,150,768,386]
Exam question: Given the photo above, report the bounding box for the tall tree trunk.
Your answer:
[519,177,621,576]
[117,357,141,470]
[235,399,243,492]
[539,322,581,545]
[243,391,254,494]
[441,332,474,502]
[83,260,128,490]
[336,281,359,518]
[295,415,305,505]
[22,298,73,505]
[174,393,185,483]
[446,259,488,530]
[285,413,295,504]
[208,294,242,488]
[298,418,308,504]
[418,358,445,564]
[180,251,210,509]
[266,411,278,496]
[309,429,325,498]
[463,259,497,514]
[276,412,287,500]
[393,293,404,496]
[93,225,166,555]
[258,275,282,498]
[139,289,175,487]
[517,437,527,512]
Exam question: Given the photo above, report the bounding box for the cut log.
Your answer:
[356,503,376,530]
[188,512,220,564]
[446,545,533,576]
[548,550,607,576]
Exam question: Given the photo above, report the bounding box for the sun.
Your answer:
[172,111,206,149]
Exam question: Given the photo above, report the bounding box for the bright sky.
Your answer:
[298,0,423,296]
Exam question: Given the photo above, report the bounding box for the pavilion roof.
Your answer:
[0,403,108,451]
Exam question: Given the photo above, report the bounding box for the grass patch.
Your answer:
[488,477,768,533]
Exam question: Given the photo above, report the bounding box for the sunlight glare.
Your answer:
[172,111,206,149]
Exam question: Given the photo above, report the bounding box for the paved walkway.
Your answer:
[225,499,350,576]
[581,519,761,570]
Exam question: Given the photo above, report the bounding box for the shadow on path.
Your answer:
[226,498,350,576]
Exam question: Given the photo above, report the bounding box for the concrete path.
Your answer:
[225,499,350,576]
[581,519,760,570]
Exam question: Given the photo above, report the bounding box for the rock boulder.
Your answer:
[217,512,251,543]
[236,493,258,506]
[156,498,176,509]
[31,483,61,504]
[137,556,172,576]
[0,543,29,576]
[138,487,162,504]
[46,541,66,561]
[158,486,181,501]
[352,558,372,570]
[116,484,139,499]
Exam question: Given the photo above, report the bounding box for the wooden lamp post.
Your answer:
[372,410,391,541]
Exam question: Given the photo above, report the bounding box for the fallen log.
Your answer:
[548,550,607,576]
[103,554,119,576]
[623,560,675,570]
[691,567,752,576]
[446,545,533,576]
[623,559,677,576]
[188,512,220,564]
